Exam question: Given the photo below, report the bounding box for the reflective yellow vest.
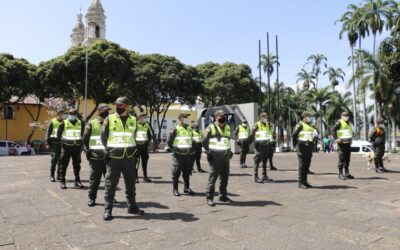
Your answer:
[255,121,273,142]
[89,119,104,150]
[192,130,202,143]
[209,124,231,151]
[50,118,61,138]
[107,114,137,159]
[337,119,353,143]
[62,119,82,146]
[136,122,150,144]
[298,122,314,142]
[238,125,250,140]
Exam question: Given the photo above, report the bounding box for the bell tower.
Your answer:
[70,13,85,46]
[83,0,106,46]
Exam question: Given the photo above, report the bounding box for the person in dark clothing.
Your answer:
[46,109,66,182]
[369,120,388,173]
[135,113,153,183]
[191,123,206,173]
[234,120,251,168]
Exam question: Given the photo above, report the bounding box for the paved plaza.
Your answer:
[0,152,400,249]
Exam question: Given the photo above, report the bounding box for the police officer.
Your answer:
[57,108,85,190]
[249,112,274,183]
[203,110,233,206]
[332,111,354,180]
[136,113,152,183]
[292,112,314,189]
[167,113,195,196]
[267,135,278,170]
[102,97,144,221]
[369,120,388,173]
[234,119,250,168]
[191,123,206,173]
[83,104,110,207]
[46,109,65,182]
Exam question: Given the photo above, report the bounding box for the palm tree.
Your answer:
[324,67,345,90]
[259,53,279,115]
[326,91,354,128]
[296,68,315,90]
[306,54,328,89]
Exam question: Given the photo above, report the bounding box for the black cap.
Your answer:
[114,97,129,105]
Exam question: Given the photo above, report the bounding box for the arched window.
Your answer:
[95,25,100,38]
[2,106,13,119]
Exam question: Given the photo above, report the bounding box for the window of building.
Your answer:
[95,25,100,38]
[1,106,14,120]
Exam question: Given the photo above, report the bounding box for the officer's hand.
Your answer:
[85,151,92,161]
[228,150,234,159]
[134,151,140,159]
[336,139,342,144]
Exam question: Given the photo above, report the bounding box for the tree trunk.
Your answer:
[373,33,378,125]
[351,46,358,139]
[358,37,368,140]
[86,103,98,122]
[391,116,397,153]
[23,103,43,144]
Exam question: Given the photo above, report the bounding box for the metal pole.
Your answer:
[275,35,280,150]
[5,105,8,141]
[267,32,271,117]
[288,106,291,148]
[258,40,262,108]
[84,47,89,121]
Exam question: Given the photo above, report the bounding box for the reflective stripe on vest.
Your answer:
[89,119,104,150]
[238,125,250,140]
[173,125,193,149]
[192,130,202,143]
[50,118,60,138]
[136,123,149,142]
[107,114,136,148]
[298,122,314,142]
[255,122,272,141]
[62,119,82,141]
[209,124,231,151]
[337,119,353,142]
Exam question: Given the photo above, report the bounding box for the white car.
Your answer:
[350,140,373,154]
[0,140,35,156]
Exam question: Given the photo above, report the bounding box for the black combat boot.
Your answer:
[338,168,347,180]
[56,165,61,180]
[374,158,384,173]
[60,179,67,189]
[298,183,308,189]
[219,196,233,203]
[128,206,145,215]
[50,169,56,182]
[173,182,180,196]
[344,167,354,179]
[207,199,215,206]
[88,199,95,207]
[75,178,85,189]
[254,164,263,183]
[103,209,112,221]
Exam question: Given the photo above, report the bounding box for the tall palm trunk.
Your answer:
[359,37,368,140]
[351,46,358,139]
[373,32,378,125]
[391,116,397,153]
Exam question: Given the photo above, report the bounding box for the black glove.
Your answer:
[228,150,233,159]
[134,150,140,159]
[85,150,92,161]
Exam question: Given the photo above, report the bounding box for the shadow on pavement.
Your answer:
[150,180,171,184]
[114,201,169,209]
[218,200,282,207]
[313,173,337,176]
[313,185,357,189]
[229,173,252,177]
[356,177,388,180]
[385,170,400,173]
[272,179,298,183]
[113,212,199,222]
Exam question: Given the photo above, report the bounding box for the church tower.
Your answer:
[70,13,85,46]
[83,0,106,46]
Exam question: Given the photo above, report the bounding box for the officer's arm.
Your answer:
[292,123,303,146]
[369,129,376,142]
[147,127,152,144]
[271,123,277,140]
[332,121,340,140]
[45,122,53,143]
[80,120,85,137]
[82,123,92,152]
[101,117,110,147]
[202,126,212,151]
[234,127,239,140]
[248,124,258,142]
[56,122,65,142]
[167,129,176,149]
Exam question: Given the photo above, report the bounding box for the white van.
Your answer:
[0,141,35,156]
[350,140,373,154]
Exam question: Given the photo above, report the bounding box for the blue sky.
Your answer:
[0,0,389,91]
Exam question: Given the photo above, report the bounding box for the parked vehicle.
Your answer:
[350,140,373,154]
[0,140,35,156]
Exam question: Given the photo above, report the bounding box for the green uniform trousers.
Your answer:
[374,144,385,169]
[191,143,203,171]
[88,159,106,200]
[60,145,82,181]
[50,143,61,176]
[136,144,150,178]
[337,143,351,170]
[239,140,250,164]
[172,153,192,188]
[206,151,230,200]
[296,142,313,184]
[104,157,137,210]
[254,143,271,175]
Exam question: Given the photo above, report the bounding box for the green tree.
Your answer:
[324,67,345,90]
[306,54,328,89]
[296,68,315,90]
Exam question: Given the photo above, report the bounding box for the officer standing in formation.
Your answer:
[102,97,144,221]
[292,112,314,189]
[203,110,233,206]
[267,137,278,170]
[191,123,206,173]
[235,119,250,168]
[46,109,65,182]
[332,112,354,180]
[167,113,195,196]
[135,113,153,183]
[57,108,85,190]
[249,112,274,183]
[83,104,111,207]
[369,120,388,173]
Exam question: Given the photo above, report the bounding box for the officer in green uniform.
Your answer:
[191,123,206,173]
[249,112,274,183]
[46,109,66,182]
[369,120,388,173]
[267,135,278,170]
[234,120,250,168]
[203,109,233,206]
[292,111,314,189]
[57,108,85,189]
[101,97,144,221]
[136,113,153,183]
[332,111,354,180]
[83,104,110,207]
[167,113,195,196]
